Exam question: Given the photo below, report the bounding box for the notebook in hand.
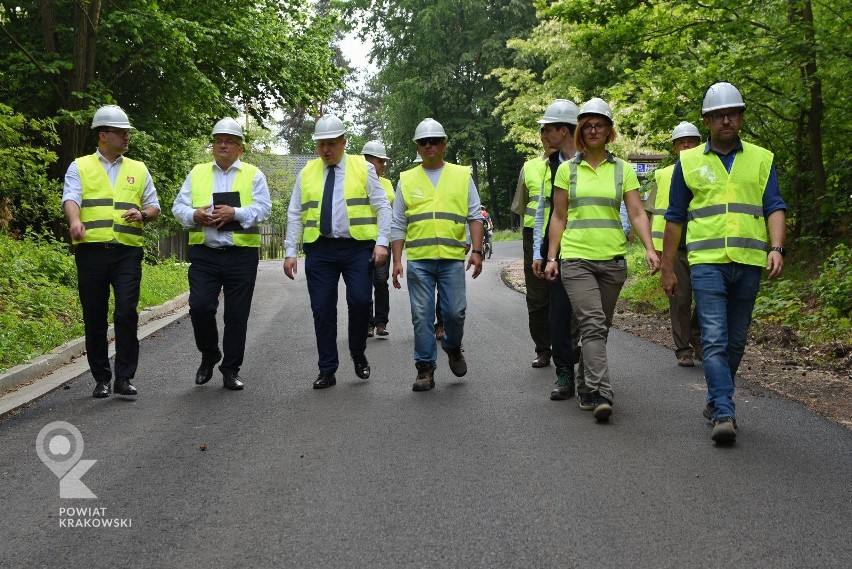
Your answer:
[212,192,242,232]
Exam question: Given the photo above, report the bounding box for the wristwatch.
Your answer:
[546,258,559,263]
[471,249,484,256]
[140,210,149,222]
[770,246,785,257]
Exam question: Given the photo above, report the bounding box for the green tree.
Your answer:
[0,0,343,229]
[492,0,851,237]
[339,0,539,228]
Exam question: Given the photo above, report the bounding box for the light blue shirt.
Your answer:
[172,159,272,248]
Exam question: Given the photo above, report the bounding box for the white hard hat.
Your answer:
[413,118,447,141]
[701,82,745,114]
[413,154,422,164]
[671,121,701,141]
[361,140,389,159]
[577,98,614,124]
[211,117,244,141]
[537,99,579,126]
[312,114,346,140]
[91,105,132,129]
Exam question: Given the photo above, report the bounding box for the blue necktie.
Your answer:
[320,164,335,236]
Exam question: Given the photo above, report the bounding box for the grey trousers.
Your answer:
[561,258,627,402]
[670,249,702,358]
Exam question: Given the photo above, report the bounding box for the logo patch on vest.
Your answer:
[697,166,716,184]
[127,176,135,185]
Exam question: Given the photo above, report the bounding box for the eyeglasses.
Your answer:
[416,137,445,147]
[581,123,610,133]
[213,139,241,147]
[708,110,743,123]
[102,129,130,137]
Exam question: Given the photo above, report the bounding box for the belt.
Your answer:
[76,242,131,250]
[193,244,240,252]
[564,255,624,262]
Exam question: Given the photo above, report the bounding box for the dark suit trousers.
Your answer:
[188,245,259,374]
[304,237,373,372]
[549,265,575,371]
[75,243,143,382]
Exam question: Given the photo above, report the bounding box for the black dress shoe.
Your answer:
[195,357,221,385]
[352,353,370,379]
[92,381,111,398]
[222,373,244,390]
[313,371,336,389]
[114,378,138,396]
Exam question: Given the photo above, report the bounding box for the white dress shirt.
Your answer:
[172,159,272,248]
[284,153,391,258]
[62,150,160,211]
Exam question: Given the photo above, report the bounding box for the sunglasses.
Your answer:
[416,137,445,147]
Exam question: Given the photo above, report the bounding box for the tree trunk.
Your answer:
[53,0,102,176]
[789,0,827,236]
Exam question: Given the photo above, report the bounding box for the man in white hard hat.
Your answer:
[513,120,556,369]
[361,140,394,338]
[661,81,787,444]
[531,98,582,402]
[649,121,703,368]
[172,117,272,390]
[284,115,391,389]
[62,104,160,399]
[391,118,484,392]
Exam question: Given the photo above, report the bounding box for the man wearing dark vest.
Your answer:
[661,82,787,444]
[172,117,271,390]
[361,139,394,338]
[62,104,160,398]
[391,118,484,392]
[284,115,391,389]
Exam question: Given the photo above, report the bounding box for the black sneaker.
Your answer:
[591,392,613,422]
[577,392,595,410]
[711,417,737,443]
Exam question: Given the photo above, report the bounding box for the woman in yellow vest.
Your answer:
[544,98,660,421]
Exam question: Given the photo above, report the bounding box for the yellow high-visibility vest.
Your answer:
[300,155,378,243]
[400,163,470,261]
[523,156,550,228]
[681,142,773,267]
[651,164,674,251]
[74,153,147,246]
[188,162,260,247]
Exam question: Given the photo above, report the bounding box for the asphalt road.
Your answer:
[1,241,850,568]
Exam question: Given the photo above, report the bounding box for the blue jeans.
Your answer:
[691,263,762,421]
[407,260,466,368]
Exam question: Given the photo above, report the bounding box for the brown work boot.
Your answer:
[531,353,551,368]
[435,325,444,340]
[444,347,467,377]
[412,362,435,392]
[376,324,388,336]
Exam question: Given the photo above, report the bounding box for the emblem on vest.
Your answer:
[697,166,716,184]
[127,176,135,184]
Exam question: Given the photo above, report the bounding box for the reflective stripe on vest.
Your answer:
[300,155,378,243]
[558,155,627,260]
[74,153,147,246]
[188,162,260,247]
[400,163,470,261]
[681,141,773,267]
[651,164,674,251]
[523,156,550,228]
